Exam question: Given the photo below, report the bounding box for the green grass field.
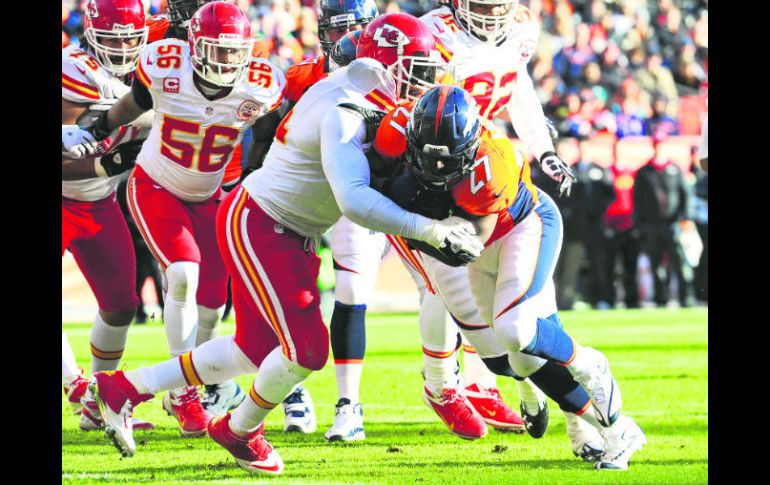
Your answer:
[62,308,708,484]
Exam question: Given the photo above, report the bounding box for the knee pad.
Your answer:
[165,262,199,302]
[330,302,367,361]
[527,361,590,414]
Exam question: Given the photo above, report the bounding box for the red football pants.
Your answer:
[216,187,329,370]
[126,165,227,308]
[62,194,138,313]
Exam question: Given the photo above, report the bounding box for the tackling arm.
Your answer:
[320,106,434,241]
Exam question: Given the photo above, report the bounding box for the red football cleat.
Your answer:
[208,413,284,475]
[63,372,89,415]
[89,370,154,457]
[464,384,526,433]
[423,386,487,440]
[162,386,213,437]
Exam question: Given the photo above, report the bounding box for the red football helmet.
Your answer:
[356,13,447,102]
[84,0,148,77]
[188,1,254,87]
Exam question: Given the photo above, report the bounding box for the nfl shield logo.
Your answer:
[205,107,213,116]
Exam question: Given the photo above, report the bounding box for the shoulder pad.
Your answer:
[243,58,287,114]
[62,50,103,103]
[136,39,188,88]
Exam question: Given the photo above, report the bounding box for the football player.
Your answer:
[371,86,605,455]
[392,85,646,470]
[61,0,154,432]
[237,1,379,437]
[70,2,285,442]
[85,12,482,475]
[145,0,248,421]
[412,0,578,436]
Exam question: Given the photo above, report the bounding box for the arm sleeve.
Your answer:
[506,68,555,161]
[320,106,433,240]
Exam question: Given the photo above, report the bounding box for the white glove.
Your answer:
[540,151,577,197]
[62,125,98,159]
[421,216,485,262]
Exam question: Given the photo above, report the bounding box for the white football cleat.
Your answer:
[324,398,365,442]
[201,380,246,417]
[596,415,646,470]
[569,347,622,427]
[564,411,605,462]
[282,385,317,433]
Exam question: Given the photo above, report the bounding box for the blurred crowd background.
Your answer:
[62,0,708,314]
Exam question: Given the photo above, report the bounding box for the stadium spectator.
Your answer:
[646,93,680,139]
[553,23,597,87]
[633,142,697,307]
[553,147,616,310]
[603,162,641,309]
[634,50,679,117]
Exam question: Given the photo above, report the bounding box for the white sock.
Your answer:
[196,304,224,346]
[163,262,199,356]
[126,335,258,395]
[517,378,546,414]
[461,338,497,390]
[62,331,80,385]
[423,350,459,392]
[419,291,458,391]
[90,312,129,372]
[230,347,311,436]
[334,363,362,403]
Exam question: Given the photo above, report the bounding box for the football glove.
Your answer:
[62,125,99,159]
[421,216,484,263]
[539,151,576,197]
[96,139,143,177]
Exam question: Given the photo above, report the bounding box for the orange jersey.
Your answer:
[284,56,328,103]
[452,124,534,217]
[373,104,538,245]
[147,14,171,43]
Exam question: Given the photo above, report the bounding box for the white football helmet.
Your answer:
[451,0,519,45]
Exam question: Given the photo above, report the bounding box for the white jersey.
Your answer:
[62,46,146,202]
[244,58,407,238]
[135,39,285,202]
[421,6,553,158]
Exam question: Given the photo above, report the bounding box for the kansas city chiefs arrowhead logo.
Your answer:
[372,25,410,48]
[87,0,99,17]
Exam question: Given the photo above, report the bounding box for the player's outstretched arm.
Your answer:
[320,106,483,260]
